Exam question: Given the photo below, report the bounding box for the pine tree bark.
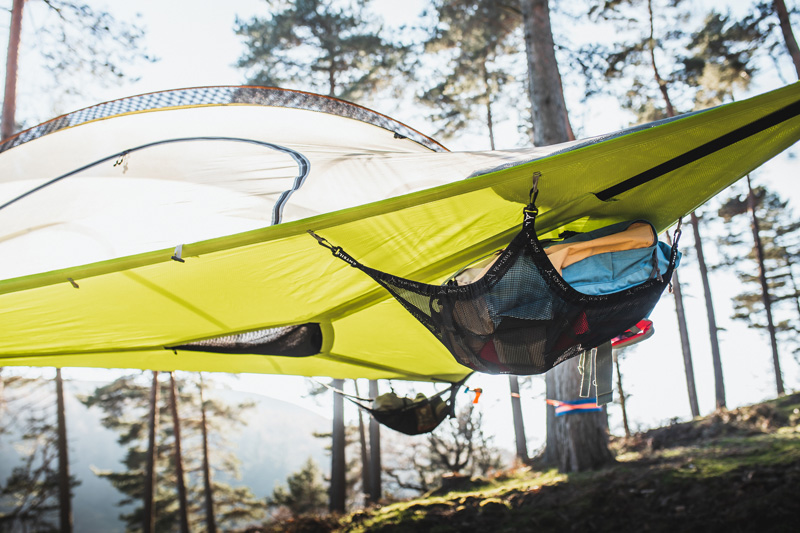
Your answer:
[774,0,800,79]
[664,235,701,418]
[543,365,613,471]
[56,369,73,533]
[612,352,631,439]
[646,0,724,412]
[353,381,370,499]
[521,0,612,472]
[508,376,529,463]
[520,0,572,146]
[198,374,216,533]
[2,0,24,140]
[330,378,346,512]
[481,63,496,150]
[689,213,727,409]
[368,380,381,504]
[169,373,190,533]
[747,176,785,395]
[144,371,159,533]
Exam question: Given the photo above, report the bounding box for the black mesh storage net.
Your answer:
[311,186,680,375]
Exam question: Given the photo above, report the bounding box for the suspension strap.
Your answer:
[312,379,373,402]
[523,171,541,227]
[578,350,593,398]
[308,230,361,268]
[594,341,614,406]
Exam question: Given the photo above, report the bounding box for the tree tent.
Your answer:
[1,83,799,382]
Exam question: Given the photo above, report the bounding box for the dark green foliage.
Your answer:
[588,0,753,121]
[0,412,60,532]
[717,184,800,354]
[236,0,407,100]
[83,373,265,532]
[0,376,80,532]
[681,11,759,107]
[417,0,522,147]
[716,1,800,82]
[269,458,328,517]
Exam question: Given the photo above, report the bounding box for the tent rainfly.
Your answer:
[1,83,799,382]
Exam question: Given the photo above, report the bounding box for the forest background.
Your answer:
[1,0,799,531]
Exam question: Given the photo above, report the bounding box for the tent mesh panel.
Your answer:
[0,87,446,154]
[321,205,678,375]
[172,323,322,357]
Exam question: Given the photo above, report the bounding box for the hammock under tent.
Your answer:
[316,377,472,435]
[1,83,800,385]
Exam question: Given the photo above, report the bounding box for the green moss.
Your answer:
[333,395,800,533]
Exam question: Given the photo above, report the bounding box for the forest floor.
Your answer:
[259,392,800,533]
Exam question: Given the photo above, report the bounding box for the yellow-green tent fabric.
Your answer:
[1,83,799,381]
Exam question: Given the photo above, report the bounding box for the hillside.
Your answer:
[261,392,800,533]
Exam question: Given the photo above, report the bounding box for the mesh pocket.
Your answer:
[314,205,678,375]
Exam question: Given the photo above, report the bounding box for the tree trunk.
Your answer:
[508,376,529,463]
[353,381,370,499]
[784,256,800,321]
[774,0,800,79]
[612,352,631,439]
[55,369,73,533]
[2,0,24,140]
[330,378,346,513]
[646,0,675,118]
[646,0,724,412]
[543,362,614,471]
[521,0,612,472]
[198,374,216,533]
[747,176,785,396]
[665,242,701,418]
[368,380,381,504]
[520,0,572,146]
[482,63,496,150]
[690,213,727,409]
[144,371,159,533]
[169,373,190,533]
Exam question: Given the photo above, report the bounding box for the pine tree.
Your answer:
[417,0,522,148]
[519,0,612,472]
[329,378,346,512]
[83,373,264,531]
[236,0,406,101]
[168,373,190,533]
[718,183,800,394]
[714,1,800,81]
[269,458,327,517]
[367,380,381,504]
[55,369,73,533]
[0,373,80,532]
[1,0,152,138]
[589,0,770,411]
